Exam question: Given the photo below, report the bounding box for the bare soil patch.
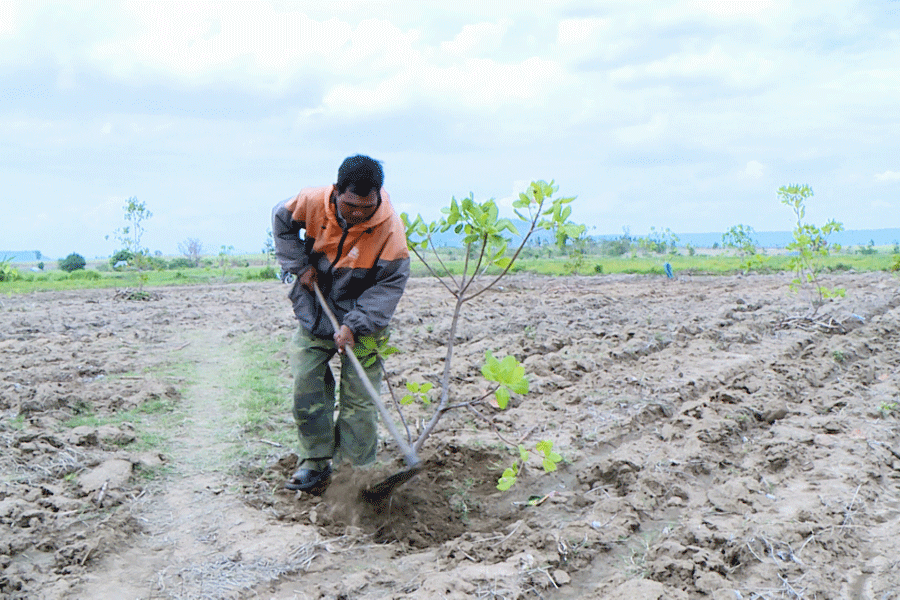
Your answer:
[2,273,900,599]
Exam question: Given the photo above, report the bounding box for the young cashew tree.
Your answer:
[107,196,154,297]
[398,180,584,488]
[778,184,845,313]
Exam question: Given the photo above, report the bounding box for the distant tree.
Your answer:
[109,249,133,270]
[262,230,275,266]
[106,197,153,293]
[639,226,679,254]
[600,226,633,256]
[856,239,877,255]
[723,224,764,273]
[107,197,152,260]
[59,253,86,272]
[178,238,203,266]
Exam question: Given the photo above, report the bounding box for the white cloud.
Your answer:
[612,44,775,89]
[322,55,563,116]
[0,2,21,37]
[689,0,777,20]
[441,21,509,56]
[87,5,412,90]
[557,17,607,46]
[743,160,765,179]
[614,114,668,145]
[875,170,900,182]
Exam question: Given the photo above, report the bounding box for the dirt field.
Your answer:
[2,272,900,599]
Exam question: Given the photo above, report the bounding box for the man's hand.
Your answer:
[334,325,355,353]
[299,267,318,291]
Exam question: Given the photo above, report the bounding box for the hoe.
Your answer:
[313,283,423,508]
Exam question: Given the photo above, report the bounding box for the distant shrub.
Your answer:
[146,255,168,270]
[69,269,101,280]
[856,241,877,255]
[600,233,632,256]
[0,257,20,282]
[59,253,87,272]
[244,266,277,280]
[168,257,195,270]
[594,264,603,274]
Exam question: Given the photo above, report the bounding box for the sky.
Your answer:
[1,0,899,260]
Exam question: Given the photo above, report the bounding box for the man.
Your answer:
[272,155,410,494]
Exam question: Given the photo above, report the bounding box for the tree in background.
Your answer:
[638,226,679,254]
[263,230,275,266]
[107,197,152,263]
[722,224,765,273]
[177,238,203,267]
[59,253,86,272]
[109,249,133,270]
[599,227,633,256]
[106,197,153,294]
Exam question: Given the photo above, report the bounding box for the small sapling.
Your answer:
[396,180,584,489]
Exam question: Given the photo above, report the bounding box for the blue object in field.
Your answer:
[664,263,674,279]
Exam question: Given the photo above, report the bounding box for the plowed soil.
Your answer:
[2,272,900,599]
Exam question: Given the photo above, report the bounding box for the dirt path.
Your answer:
[70,327,315,599]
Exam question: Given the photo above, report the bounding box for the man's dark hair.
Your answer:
[336,155,384,196]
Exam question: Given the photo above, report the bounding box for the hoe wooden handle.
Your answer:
[313,283,421,469]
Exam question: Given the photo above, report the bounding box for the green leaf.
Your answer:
[508,376,529,395]
[495,387,510,409]
[497,468,517,491]
[518,444,530,462]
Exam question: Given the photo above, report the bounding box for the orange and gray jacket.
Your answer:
[272,185,410,339]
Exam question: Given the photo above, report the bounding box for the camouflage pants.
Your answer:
[289,327,385,467]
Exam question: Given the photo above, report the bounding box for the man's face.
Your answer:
[335,188,379,226]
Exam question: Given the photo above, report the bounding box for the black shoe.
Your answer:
[285,464,332,494]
